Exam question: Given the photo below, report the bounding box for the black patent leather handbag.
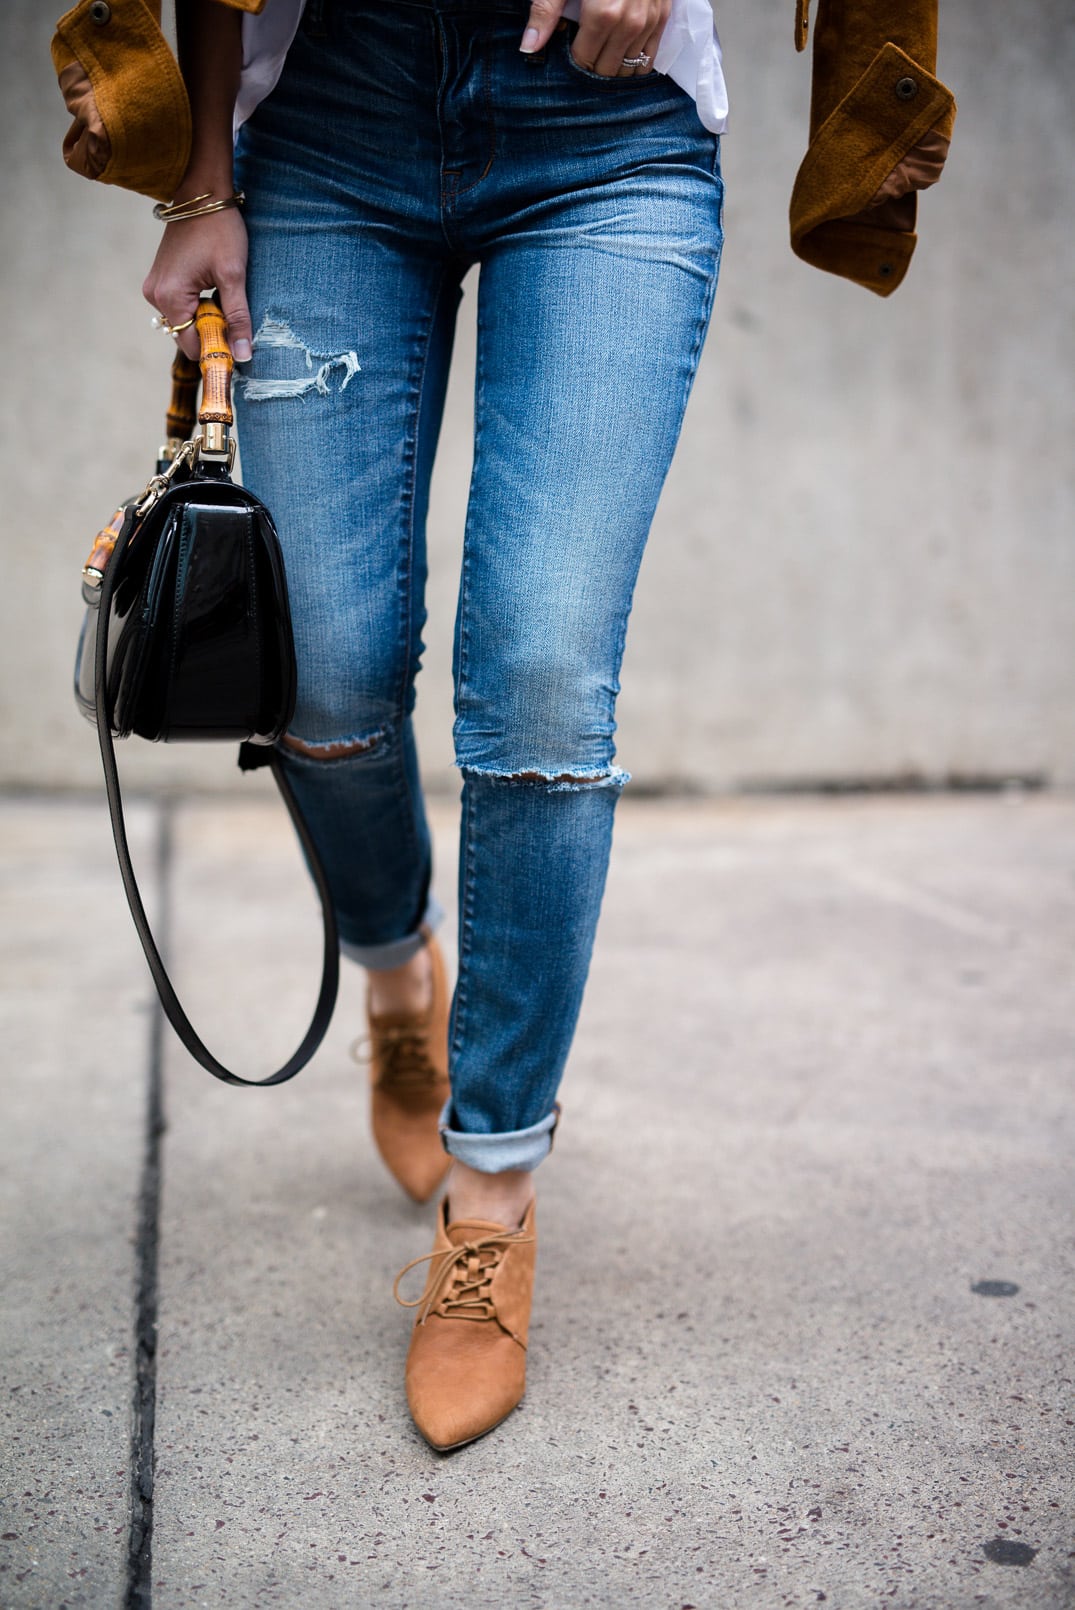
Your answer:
[75,301,338,1086]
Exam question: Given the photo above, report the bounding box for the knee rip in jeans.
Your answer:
[235,315,361,403]
[282,727,387,761]
[459,762,630,793]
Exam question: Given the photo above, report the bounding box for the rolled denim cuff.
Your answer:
[340,892,444,971]
[438,1102,560,1174]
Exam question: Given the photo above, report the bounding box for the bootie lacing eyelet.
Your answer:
[394,1230,535,1341]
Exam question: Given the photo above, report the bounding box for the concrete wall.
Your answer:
[4,0,1073,794]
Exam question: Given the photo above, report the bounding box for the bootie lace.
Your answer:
[351,1024,445,1091]
[394,1229,535,1335]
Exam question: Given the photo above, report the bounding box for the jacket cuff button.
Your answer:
[894,75,919,101]
[89,1,112,22]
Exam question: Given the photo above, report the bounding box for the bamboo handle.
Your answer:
[195,299,234,427]
[166,349,201,443]
[82,505,127,586]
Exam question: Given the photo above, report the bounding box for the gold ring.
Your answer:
[150,313,196,336]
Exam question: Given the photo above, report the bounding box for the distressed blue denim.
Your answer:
[233,0,724,1171]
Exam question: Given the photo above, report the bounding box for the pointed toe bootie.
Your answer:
[395,1197,537,1451]
[356,931,451,1204]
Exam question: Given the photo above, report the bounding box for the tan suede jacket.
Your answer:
[51,0,955,296]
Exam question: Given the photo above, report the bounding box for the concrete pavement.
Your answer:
[2,786,1073,1608]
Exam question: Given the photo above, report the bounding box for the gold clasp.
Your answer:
[131,426,235,520]
[133,436,200,517]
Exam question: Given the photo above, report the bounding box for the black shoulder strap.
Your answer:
[93,591,339,1090]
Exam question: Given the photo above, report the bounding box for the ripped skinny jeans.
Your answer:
[232,0,724,1172]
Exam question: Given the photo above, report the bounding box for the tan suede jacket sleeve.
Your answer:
[790,0,956,295]
[51,0,955,294]
[50,0,265,202]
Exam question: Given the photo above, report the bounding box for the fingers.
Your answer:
[572,0,669,77]
[626,20,663,76]
[144,290,202,360]
[519,0,567,55]
[216,266,253,364]
[142,265,201,360]
[141,211,251,366]
[176,322,202,364]
[518,0,669,79]
[620,10,667,77]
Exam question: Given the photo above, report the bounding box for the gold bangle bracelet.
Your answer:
[153,191,246,223]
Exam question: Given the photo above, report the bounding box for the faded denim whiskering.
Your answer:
[233,0,724,1171]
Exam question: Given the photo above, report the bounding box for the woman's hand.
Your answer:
[143,1,248,362]
[142,206,252,364]
[519,0,671,78]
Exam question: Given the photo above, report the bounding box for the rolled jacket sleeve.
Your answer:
[789,0,957,295]
[50,0,267,201]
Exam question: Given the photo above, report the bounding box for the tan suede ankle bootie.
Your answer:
[394,1198,537,1451]
[357,931,451,1204]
